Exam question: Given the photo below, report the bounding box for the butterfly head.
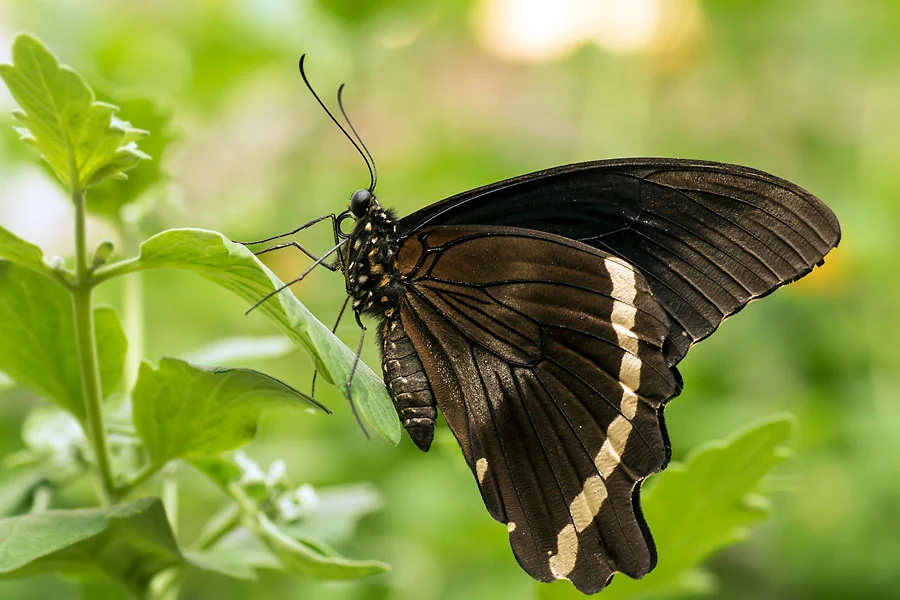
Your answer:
[350,188,376,218]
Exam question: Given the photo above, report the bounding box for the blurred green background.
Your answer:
[0,0,896,598]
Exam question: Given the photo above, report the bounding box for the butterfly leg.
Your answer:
[344,311,370,439]
[237,213,345,270]
[245,239,348,314]
[311,295,351,400]
[252,241,342,271]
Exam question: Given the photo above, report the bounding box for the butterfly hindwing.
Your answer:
[394,226,680,593]
[399,158,842,365]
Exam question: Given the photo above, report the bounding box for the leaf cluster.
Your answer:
[0,33,395,598]
[0,33,798,600]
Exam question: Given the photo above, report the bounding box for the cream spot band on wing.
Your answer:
[476,458,488,483]
[547,259,644,580]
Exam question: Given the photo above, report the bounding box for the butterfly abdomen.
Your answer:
[381,318,436,451]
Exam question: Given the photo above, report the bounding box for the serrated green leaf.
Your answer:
[253,513,389,580]
[0,34,148,191]
[88,97,176,219]
[132,357,328,464]
[100,228,400,444]
[0,262,127,420]
[0,498,184,595]
[539,415,795,600]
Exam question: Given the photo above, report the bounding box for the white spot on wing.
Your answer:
[476,457,489,483]
[549,475,609,578]
[507,522,516,532]
[605,257,643,416]
[595,416,633,477]
[549,524,578,579]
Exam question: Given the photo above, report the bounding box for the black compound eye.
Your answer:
[350,189,372,217]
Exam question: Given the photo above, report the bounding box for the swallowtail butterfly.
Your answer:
[246,57,841,594]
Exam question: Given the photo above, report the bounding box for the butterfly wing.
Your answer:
[394,225,681,593]
[399,158,841,365]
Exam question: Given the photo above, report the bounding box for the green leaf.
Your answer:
[184,335,294,366]
[88,97,176,219]
[0,226,54,278]
[252,513,389,580]
[188,457,244,491]
[539,415,795,600]
[283,483,382,545]
[0,498,184,595]
[213,529,282,572]
[132,357,328,464]
[0,465,46,517]
[0,262,127,420]
[101,228,400,444]
[184,548,258,581]
[0,33,149,191]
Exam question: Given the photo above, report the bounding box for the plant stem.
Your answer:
[72,187,117,503]
[118,460,165,498]
[194,504,242,551]
[91,255,145,284]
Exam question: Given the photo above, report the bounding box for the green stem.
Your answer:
[194,504,242,551]
[91,255,145,285]
[118,460,165,498]
[72,187,116,503]
[227,482,259,515]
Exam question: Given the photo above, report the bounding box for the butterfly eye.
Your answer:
[350,189,372,217]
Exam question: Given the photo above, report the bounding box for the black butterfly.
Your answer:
[244,58,841,594]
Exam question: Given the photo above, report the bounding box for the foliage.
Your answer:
[0,1,888,598]
[98,228,398,444]
[0,35,148,191]
[540,416,794,599]
[0,499,182,595]
[0,33,394,599]
[132,358,327,463]
[0,261,126,419]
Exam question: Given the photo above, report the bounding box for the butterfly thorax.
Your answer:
[347,201,403,318]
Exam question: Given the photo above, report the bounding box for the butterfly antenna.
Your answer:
[299,55,373,190]
[337,83,377,192]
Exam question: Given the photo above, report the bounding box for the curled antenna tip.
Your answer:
[337,83,378,192]
[297,55,376,192]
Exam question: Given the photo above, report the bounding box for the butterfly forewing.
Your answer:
[399,159,842,365]
[395,226,680,593]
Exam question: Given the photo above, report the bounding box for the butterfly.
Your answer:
[244,57,841,594]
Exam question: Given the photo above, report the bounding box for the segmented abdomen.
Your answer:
[381,318,436,451]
